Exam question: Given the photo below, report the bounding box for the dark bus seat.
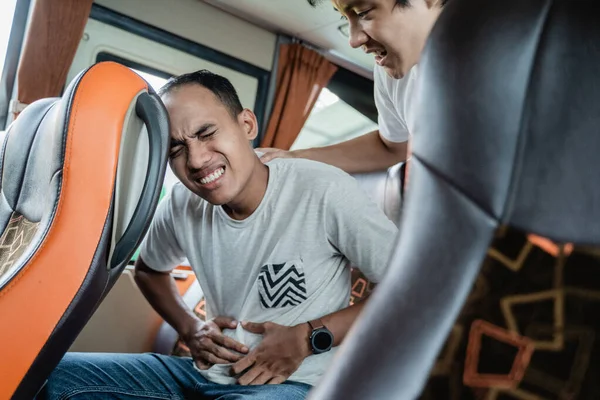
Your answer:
[352,162,405,227]
[308,0,600,399]
[346,163,404,304]
[0,61,169,399]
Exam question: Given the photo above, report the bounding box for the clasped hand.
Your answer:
[182,317,310,384]
[231,321,311,385]
[181,316,249,369]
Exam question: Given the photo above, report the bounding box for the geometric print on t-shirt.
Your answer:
[258,260,307,308]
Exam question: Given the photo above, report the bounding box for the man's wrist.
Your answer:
[292,322,313,358]
[291,148,308,159]
[178,316,203,342]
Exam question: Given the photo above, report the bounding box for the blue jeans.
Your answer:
[36,352,312,399]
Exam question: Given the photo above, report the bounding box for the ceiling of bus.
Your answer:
[201,0,374,78]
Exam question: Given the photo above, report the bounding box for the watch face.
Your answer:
[312,329,333,352]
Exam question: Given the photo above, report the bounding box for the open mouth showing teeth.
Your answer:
[374,50,388,66]
[199,167,225,185]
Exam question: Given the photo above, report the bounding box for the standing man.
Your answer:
[258,0,447,174]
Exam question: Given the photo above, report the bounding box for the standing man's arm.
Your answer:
[258,131,407,174]
[258,65,410,174]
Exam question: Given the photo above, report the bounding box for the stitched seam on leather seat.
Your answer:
[0,125,12,191]
[414,155,496,221]
[503,0,554,222]
[11,103,56,214]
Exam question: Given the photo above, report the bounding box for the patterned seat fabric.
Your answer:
[0,213,39,279]
[422,227,600,399]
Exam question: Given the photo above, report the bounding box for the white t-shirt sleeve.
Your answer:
[138,191,186,272]
[374,66,410,143]
[325,174,399,283]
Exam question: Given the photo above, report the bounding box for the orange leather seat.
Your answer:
[0,61,169,399]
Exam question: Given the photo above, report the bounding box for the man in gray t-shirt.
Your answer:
[39,70,398,400]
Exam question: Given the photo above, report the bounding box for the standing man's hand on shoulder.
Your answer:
[256,147,297,163]
[256,131,407,174]
[231,321,311,385]
[181,316,249,370]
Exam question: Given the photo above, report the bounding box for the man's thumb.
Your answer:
[259,152,275,163]
[212,316,238,329]
[241,321,265,334]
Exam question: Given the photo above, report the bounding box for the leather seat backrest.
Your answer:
[346,163,404,304]
[0,61,169,399]
[351,162,404,227]
[308,1,600,399]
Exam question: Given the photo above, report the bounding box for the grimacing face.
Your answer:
[163,84,259,206]
[332,0,442,79]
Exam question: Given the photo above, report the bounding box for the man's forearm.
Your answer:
[303,299,369,347]
[293,130,407,174]
[134,258,200,338]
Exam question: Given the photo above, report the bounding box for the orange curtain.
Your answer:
[260,43,338,150]
[16,0,93,109]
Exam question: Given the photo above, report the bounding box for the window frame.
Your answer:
[96,52,173,82]
[89,3,271,147]
[327,66,377,124]
[0,0,32,130]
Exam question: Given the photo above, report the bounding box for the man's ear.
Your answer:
[238,109,258,141]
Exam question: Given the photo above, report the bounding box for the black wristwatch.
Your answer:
[308,319,334,354]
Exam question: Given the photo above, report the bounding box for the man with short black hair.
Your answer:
[38,70,398,399]
[259,0,448,175]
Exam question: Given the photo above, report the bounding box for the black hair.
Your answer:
[307,0,450,7]
[159,70,244,119]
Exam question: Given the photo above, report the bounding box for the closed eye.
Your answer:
[169,145,184,158]
[357,9,372,19]
[198,130,217,140]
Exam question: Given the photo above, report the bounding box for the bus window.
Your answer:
[0,0,18,78]
[131,69,168,93]
[292,87,377,150]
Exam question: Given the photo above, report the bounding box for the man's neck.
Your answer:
[222,160,269,220]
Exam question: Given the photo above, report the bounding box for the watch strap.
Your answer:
[308,318,325,331]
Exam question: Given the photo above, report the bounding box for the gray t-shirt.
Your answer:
[139,158,398,386]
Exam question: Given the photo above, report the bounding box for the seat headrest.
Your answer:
[0,61,169,289]
[412,0,600,244]
[351,162,404,226]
